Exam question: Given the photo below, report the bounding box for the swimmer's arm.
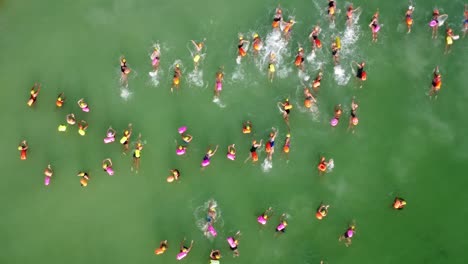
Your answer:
[187,240,194,251]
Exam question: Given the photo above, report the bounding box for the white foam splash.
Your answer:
[231,65,245,82]
[212,97,226,108]
[334,65,350,85]
[256,30,290,77]
[261,158,273,172]
[187,69,204,87]
[327,159,335,172]
[120,87,132,100]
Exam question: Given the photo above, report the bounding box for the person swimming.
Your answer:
[227,144,236,160]
[429,66,442,98]
[268,52,276,82]
[445,27,456,54]
[172,64,182,92]
[214,67,224,99]
[294,47,305,71]
[309,26,322,50]
[67,113,76,125]
[44,164,53,186]
[265,129,278,161]
[176,145,187,156]
[246,140,262,163]
[464,5,468,38]
[331,41,339,65]
[328,0,337,23]
[348,97,359,132]
[283,133,291,157]
[132,135,143,173]
[104,127,116,144]
[206,201,217,223]
[78,120,88,136]
[316,203,330,220]
[312,71,323,91]
[150,47,161,72]
[369,10,380,42]
[120,123,133,154]
[282,19,295,41]
[120,57,131,87]
[252,33,262,55]
[77,98,90,113]
[304,87,317,109]
[279,98,292,129]
[243,121,252,134]
[257,207,273,225]
[201,145,219,167]
[209,250,221,263]
[339,223,356,247]
[18,140,28,160]
[346,4,355,27]
[226,231,241,257]
[102,158,114,176]
[190,39,205,70]
[393,197,407,210]
[405,5,414,33]
[272,6,283,29]
[237,36,249,64]
[431,9,440,39]
[181,132,193,144]
[176,239,194,260]
[275,214,288,234]
[331,104,342,126]
[354,61,367,87]
[318,157,328,175]
[27,83,40,107]
[167,169,180,183]
[56,92,65,108]
[154,240,168,255]
[77,171,90,187]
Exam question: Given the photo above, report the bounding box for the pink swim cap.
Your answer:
[330,118,338,127]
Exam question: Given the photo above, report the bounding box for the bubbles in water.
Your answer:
[277,67,293,79]
[187,69,204,87]
[334,65,350,85]
[120,87,132,100]
[231,65,245,82]
[327,159,335,172]
[212,97,226,108]
[298,71,310,82]
[261,158,273,172]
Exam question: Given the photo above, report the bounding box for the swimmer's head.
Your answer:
[253,140,257,144]
[290,19,295,23]
[270,132,274,137]
[298,47,304,52]
[122,58,126,63]
[285,98,289,102]
[208,150,213,154]
[178,145,183,150]
[286,133,291,138]
[239,36,243,40]
[176,64,180,68]
[277,9,282,14]
[409,5,414,10]
[154,47,159,51]
[253,33,259,38]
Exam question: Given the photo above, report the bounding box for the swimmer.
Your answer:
[150,47,161,72]
[66,113,76,125]
[252,33,262,55]
[405,5,414,33]
[257,207,273,226]
[331,41,339,65]
[331,104,342,126]
[56,92,65,108]
[245,140,263,163]
[78,120,88,136]
[283,133,291,158]
[154,240,168,255]
[294,47,305,71]
[393,197,407,210]
[176,145,187,156]
[353,61,367,88]
[44,164,53,186]
[214,66,224,99]
[282,19,296,41]
[312,71,323,92]
[348,97,359,132]
[27,83,40,107]
[272,6,283,30]
[226,231,241,257]
[275,214,288,234]
[120,57,131,87]
[207,200,217,223]
[102,158,114,176]
[464,5,468,38]
[445,27,455,54]
[279,98,292,129]
[209,250,221,263]
[328,0,337,24]
[309,25,322,50]
[120,123,133,154]
[265,128,278,161]
[77,171,90,187]
[339,223,356,247]
[346,4,355,27]
[171,64,182,93]
[132,134,143,173]
[431,9,440,39]
[237,36,249,63]
[167,169,180,183]
[369,10,380,42]
[18,140,28,160]
[104,127,116,144]
[242,121,252,134]
[77,98,90,112]
[429,66,442,98]
[268,52,276,82]
[176,239,193,261]
[227,144,236,160]
[201,145,219,168]
[316,203,330,220]
[304,87,317,109]
[318,157,328,175]
[191,39,205,70]
[181,131,193,144]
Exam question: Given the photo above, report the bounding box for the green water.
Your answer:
[1,0,467,263]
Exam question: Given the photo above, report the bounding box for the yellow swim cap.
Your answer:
[299,48,303,52]
[285,98,289,102]
[18,146,22,150]
[122,58,126,63]
[239,36,243,40]
[176,64,180,68]
[286,133,291,138]
[58,125,67,132]
[253,33,259,38]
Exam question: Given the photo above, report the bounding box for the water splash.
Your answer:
[327,159,335,172]
[120,87,132,100]
[212,97,226,108]
[333,65,350,85]
[261,158,273,172]
[256,30,290,78]
[187,69,204,87]
[231,65,245,82]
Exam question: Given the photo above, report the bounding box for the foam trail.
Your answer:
[187,69,204,87]
[334,65,350,85]
[120,87,132,100]
[261,158,273,172]
[231,65,245,82]
[256,30,290,78]
[327,159,335,172]
[212,97,226,108]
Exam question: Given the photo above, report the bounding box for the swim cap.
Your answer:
[290,19,294,23]
[286,133,291,138]
[122,58,126,63]
[285,98,289,102]
[208,150,213,154]
[298,47,303,52]
[253,33,259,38]
[176,64,180,68]
[18,146,22,150]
